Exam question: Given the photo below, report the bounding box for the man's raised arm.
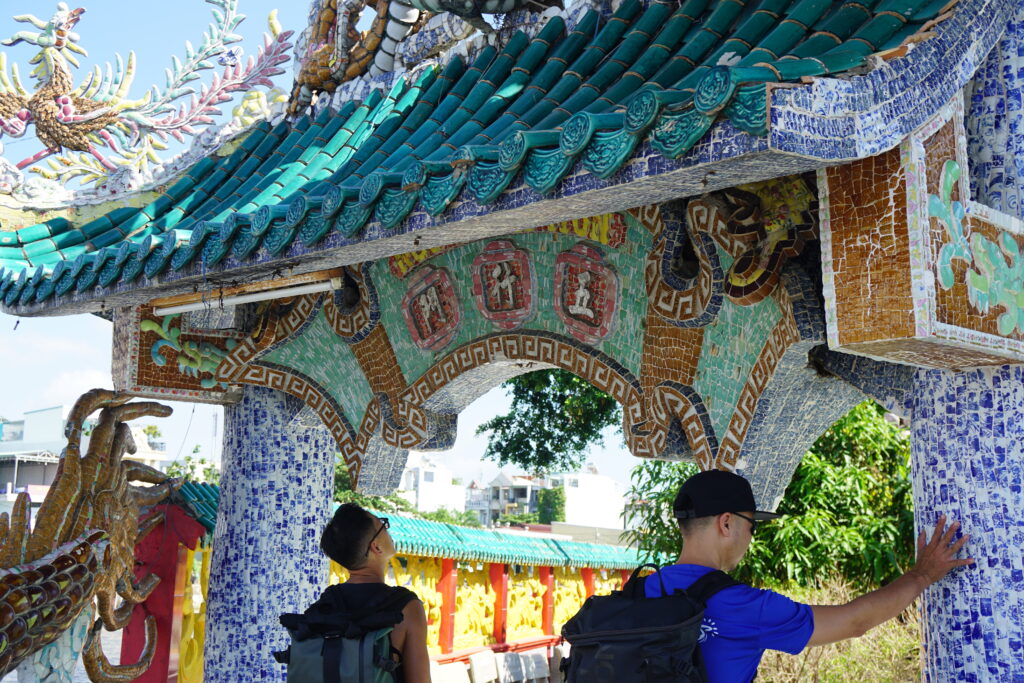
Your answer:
[808,515,973,647]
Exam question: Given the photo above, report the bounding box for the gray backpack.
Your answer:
[276,584,415,683]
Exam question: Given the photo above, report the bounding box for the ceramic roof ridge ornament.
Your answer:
[0,0,294,190]
[289,0,562,113]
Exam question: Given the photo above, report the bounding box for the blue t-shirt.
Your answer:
[644,564,814,683]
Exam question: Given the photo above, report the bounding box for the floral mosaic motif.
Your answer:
[0,0,292,188]
[932,159,1024,335]
[140,314,237,389]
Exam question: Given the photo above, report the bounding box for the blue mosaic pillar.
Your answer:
[909,366,1024,682]
[204,385,335,682]
[966,3,1024,218]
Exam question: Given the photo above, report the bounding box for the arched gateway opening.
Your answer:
[99,182,878,680]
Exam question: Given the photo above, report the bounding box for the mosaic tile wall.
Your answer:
[909,365,1024,682]
[204,385,335,683]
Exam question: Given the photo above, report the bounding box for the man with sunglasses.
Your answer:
[648,469,973,683]
[306,503,432,682]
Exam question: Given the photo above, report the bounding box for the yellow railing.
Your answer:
[179,551,617,676]
[178,539,212,683]
[552,566,588,634]
[453,562,495,650]
[506,565,546,642]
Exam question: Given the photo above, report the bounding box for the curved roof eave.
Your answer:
[0,0,1009,317]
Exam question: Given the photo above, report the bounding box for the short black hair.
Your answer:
[678,516,714,537]
[320,503,377,570]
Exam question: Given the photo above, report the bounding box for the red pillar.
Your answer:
[581,568,595,598]
[489,563,509,644]
[539,566,554,635]
[121,504,205,683]
[437,558,458,654]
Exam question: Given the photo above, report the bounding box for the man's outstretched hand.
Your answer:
[910,515,974,586]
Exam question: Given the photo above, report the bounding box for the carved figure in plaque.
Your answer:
[489,261,519,310]
[568,271,595,319]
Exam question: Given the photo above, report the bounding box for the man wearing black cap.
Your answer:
[647,469,972,683]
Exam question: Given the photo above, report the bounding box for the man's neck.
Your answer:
[346,565,387,583]
[677,547,728,571]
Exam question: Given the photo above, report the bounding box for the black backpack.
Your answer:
[560,563,739,682]
[274,584,416,683]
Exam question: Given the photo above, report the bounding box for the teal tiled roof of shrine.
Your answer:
[174,483,652,567]
[0,0,961,313]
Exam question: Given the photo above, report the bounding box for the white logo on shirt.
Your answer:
[698,618,719,643]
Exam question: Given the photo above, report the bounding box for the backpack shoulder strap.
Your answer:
[685,570,741,605]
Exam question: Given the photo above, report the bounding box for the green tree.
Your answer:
[625,402,914,591]
[420,507,481,527]
[497,511,539,525]
[166,455,221,485]
[537,486,566,524]
[476,370,620,472]
[333,457,416,513]
[142,424,162,440]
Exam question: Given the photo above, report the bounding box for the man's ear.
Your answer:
[717,512,733,536]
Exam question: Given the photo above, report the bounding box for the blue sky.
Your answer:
[0,0,636,486]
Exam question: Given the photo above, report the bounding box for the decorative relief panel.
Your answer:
[822,95,1024,368]
[112,305,246,404]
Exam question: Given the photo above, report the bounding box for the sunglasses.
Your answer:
[731,512,760,533]
[364,516,390,556]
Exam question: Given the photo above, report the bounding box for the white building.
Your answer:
[465,480,490,525]
[547,464,627,529]
[485,472,544,524]
[397,452,466,513]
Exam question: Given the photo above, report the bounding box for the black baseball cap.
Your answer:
[673,470,782,521]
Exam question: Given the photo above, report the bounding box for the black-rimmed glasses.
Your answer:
[364,517,390,556]
[731,512,759,534]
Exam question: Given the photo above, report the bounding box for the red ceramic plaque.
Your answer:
[554,243,619,344]
[401,266,461,351]
[471,240,535,329]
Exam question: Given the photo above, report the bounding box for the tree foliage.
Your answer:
[497,512,540,525]
[477,370,621,472]
[625,402,914,591]
[166,455,221,485]
[537,486,566,524]
[419,507,482,527]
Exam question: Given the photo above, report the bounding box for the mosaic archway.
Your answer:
[114,177,864,506]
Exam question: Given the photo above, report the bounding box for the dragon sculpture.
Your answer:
[0,0,293,188]
[290,0,562,112]
[0,390,180,682]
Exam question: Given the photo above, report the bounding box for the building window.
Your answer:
[423,471,434,483]
[569,478,579,487]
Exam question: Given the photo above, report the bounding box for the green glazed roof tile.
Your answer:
[0,0,953,311]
